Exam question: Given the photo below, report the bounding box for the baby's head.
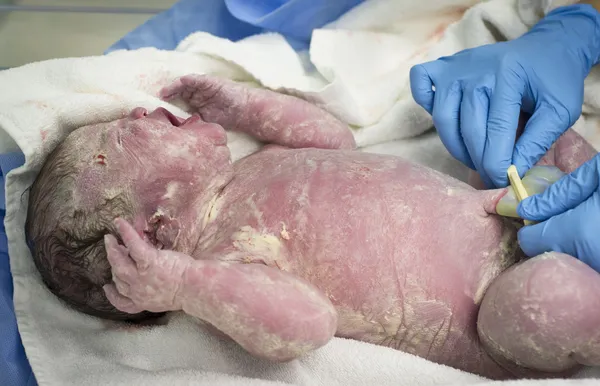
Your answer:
[26,107,232,321]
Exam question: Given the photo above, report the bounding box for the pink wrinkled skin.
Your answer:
[478,253,600,376]
[89,74,600,380]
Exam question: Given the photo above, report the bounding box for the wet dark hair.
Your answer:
[25,130,160,322]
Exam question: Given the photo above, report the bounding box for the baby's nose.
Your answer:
[129,107,148,119]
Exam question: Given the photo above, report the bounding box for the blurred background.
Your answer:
[0,0,177,69]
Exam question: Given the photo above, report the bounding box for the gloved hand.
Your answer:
[409,4,600,187]
[517,153,600,273]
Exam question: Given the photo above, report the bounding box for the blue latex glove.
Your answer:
[517,153,600,273]
[409,4,600,187]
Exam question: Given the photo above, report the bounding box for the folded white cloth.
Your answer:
[2,0,600,385]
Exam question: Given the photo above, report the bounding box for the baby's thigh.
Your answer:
[537,128,597,173]
[477,252,600,377]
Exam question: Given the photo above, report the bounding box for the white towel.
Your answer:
[2,0,600,385]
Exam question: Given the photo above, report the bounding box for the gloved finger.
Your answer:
[432,81,475,169]
[518,194,600,272]
[512,102,570,176]
[518,206,583,258]
[517,215,571,258]
[409,62,440,114]
[460,79,494,188]
[483,71,525,187]
[517,155,600,220]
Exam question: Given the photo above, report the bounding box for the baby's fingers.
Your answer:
[112,275,131,297]
[104,234,128,256]
[159,78,185,100]
[104,234,137,280]
[113,218,154,270]
[103,284,143,314]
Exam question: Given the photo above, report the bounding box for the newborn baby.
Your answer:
[25,74,600,380]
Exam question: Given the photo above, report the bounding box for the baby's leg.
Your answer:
[536,128,597,173]
[160,74,356,150]
[477,252,600,377]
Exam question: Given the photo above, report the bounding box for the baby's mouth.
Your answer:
[136,106,226,145]
[145,107,184,126]
[140,107,205,130]
[179,115,203,127]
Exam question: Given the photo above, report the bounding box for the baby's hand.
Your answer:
[159,74,218,110]
[160,74,355,150]
[103,218,193,314]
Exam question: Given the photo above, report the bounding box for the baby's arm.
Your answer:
[180,256,338,361]
[103,218,337,362]
[160,74,356,150]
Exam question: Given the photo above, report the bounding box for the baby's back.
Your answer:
[199,147,518,377]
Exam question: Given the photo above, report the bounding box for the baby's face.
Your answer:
[70,107,232,239]
[26,107,234,321]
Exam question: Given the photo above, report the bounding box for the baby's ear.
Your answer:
[126,215,153,246]
[142,213,181,250]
